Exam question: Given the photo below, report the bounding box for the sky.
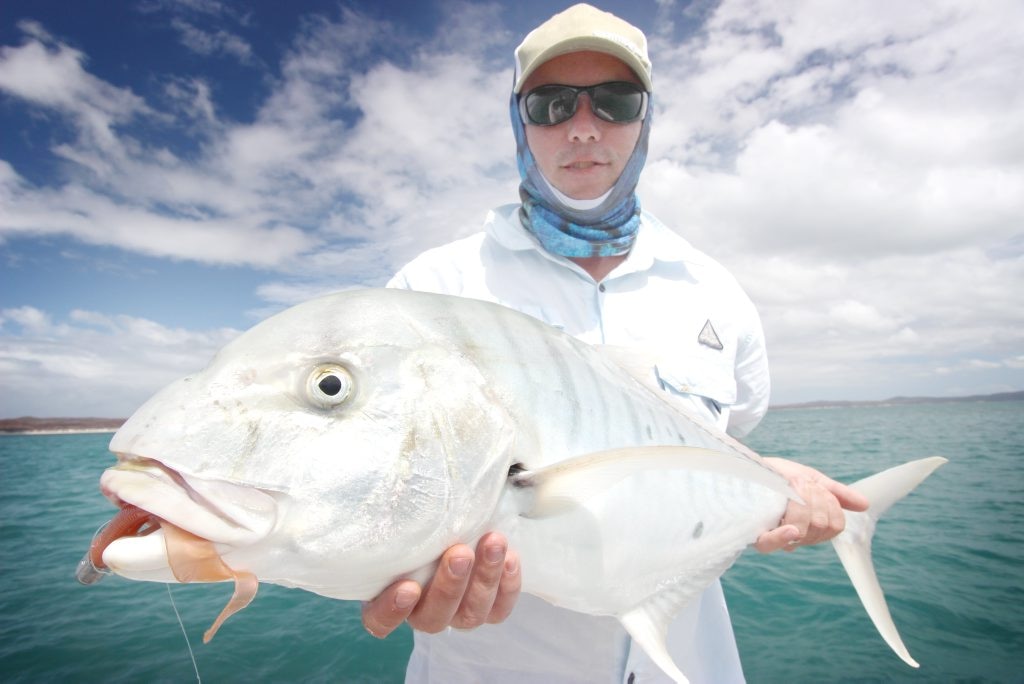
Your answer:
[1,0,1022,418]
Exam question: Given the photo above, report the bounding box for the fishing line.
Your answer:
[167,584,202,684]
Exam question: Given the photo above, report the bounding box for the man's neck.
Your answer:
[569,254,628,282]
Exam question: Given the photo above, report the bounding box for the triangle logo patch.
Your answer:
[698,319,723,350]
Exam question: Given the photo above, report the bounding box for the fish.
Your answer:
[76,288,946,683]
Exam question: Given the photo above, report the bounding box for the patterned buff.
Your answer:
[510,90,653,258]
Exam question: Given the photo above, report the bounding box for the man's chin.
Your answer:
[550,173,616,202]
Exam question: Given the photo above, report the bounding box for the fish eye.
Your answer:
[307,365,353,408]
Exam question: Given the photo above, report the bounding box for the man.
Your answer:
[362,4,868,682]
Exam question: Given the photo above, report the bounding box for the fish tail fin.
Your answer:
[831,456,947,668]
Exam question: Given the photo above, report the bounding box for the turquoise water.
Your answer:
[1,402,1021,682]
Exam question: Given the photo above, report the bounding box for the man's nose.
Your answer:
[566,93,601,142]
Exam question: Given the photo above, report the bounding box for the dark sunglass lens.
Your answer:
[592,83,644,122]
[526,86,578,125]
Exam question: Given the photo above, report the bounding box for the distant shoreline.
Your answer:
[0,417,124,435]
[771,389,1024,410]
[0,428,118,436]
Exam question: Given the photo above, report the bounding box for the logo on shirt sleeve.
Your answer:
[698,319,724,350]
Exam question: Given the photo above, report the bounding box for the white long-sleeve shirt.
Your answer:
[388,203,769,683]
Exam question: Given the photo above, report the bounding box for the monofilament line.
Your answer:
[167,584,202,683]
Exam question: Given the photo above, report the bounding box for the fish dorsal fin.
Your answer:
[831,456,947,668]
[620,599,691,683]
[513,445,795,518]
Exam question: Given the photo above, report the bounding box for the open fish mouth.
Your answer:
[79,456,278,580]
[76,456,277,641]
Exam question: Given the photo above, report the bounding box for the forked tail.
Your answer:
[831,456,948,668]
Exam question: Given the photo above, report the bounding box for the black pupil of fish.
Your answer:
[318,375,343,396]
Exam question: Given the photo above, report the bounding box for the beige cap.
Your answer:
[513,3,652,94]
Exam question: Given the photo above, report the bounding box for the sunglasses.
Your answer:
[519,81,648,127]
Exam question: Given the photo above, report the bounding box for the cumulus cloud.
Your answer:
[730,245,1024,400]
[0,4,516,281]
[0,0,1021,414]
[0,306,240,417]
[637,0,1024,401]
[643,0,1024,258]
[0,24,318,265]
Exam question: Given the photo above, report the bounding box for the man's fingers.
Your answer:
[793,478,844,546]
[763,480,846,552]
[754,523,801,553]
[362,536,522,636]
[407,545,475,633]
[361,579,422,639]
[488,551,521,623]
[825,478,870,512]
[452,533,510,629]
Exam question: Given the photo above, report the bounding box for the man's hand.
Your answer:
[361,532,521,638]
[755,457,870,553]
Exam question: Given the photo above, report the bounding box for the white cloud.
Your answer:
[0,23,147,118]
[0,306,240,417]
[0,0,1021,413]
[0,306,59,334]
[732,245,1024,401]
[0,5,519,281]
[170,18,254,63]
[634,0,1024,402]
[1,179,319,266]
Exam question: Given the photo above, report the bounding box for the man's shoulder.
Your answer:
[387,231,487,291]
[407,230,489,264]
[388,205,526,291]
[640,213,744,287]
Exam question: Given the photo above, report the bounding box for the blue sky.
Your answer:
[2,0,1022,417]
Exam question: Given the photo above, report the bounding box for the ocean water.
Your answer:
[1,401,1021,683]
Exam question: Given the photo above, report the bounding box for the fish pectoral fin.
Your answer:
[832,456,947,668]
[514,445,795,518]
[620,601,690,684]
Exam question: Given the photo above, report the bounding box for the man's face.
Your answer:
[521,51,644,200]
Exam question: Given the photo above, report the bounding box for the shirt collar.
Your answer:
[485,203,691,280]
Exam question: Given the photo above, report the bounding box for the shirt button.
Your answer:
[599,283,606,292]
[627,673,636,684]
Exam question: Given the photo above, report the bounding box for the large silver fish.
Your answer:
[77,288,945,683]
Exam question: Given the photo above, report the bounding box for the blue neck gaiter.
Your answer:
[510,90,652,258]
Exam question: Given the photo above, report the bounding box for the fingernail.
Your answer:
[504,557,519,575]
[484,544,505,564]
[450,556,472,578]
[395,588,418,610]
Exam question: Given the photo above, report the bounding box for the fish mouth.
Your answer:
[80,456,278,583]
[76,455,275,643]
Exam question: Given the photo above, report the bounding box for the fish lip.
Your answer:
[100,454,278,548]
